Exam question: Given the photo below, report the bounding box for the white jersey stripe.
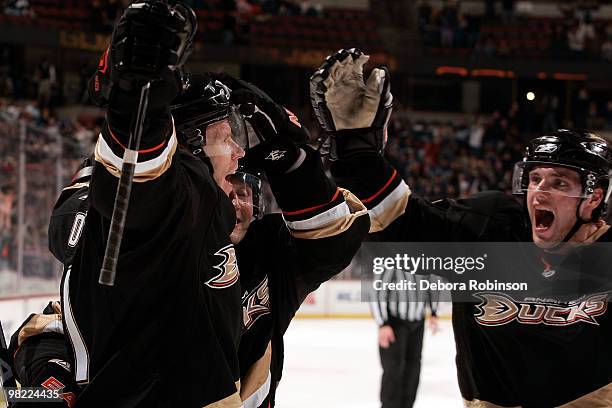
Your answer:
[368,181,410,224]
[62,265,90,383]
[242,371,271,408]
[95,123,177,176]
[283,201,351,231]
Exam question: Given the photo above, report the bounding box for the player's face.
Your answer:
[526,166,584,248]
[204,120,245,195]
[229,180,255,244]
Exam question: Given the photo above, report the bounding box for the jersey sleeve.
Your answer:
[268,146,369,285]
[331,152,529,244]
[267,146,369,241]
[8,301,78,408]
[262,147,370,333]
[90,116,212,229]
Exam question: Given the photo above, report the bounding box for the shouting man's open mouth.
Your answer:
[534,207,555,232]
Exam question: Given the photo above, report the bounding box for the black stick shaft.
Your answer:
[99,81,151,286]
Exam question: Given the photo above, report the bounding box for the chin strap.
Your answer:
[547,198,589,251]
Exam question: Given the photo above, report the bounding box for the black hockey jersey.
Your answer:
[44,146,368,408]
[332,153,612,407]
[52,123,243,408]
[236,147,370,408]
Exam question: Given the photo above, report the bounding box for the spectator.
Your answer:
[0,185,15,234]
[279,0,302,16]
[469,117,485,152]
[3,0,34,17]
[36,58,56,110]
[568,16,595,60]
[439,1,458,47]
[301,1,321,17]
[567,24,586,59]
[0,182,15,272]
[601,23,612,61]
[455,13,469,47]
[579,13,597,58]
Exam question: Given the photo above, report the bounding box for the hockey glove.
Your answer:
[213,73,310,175]
[90,0,196,116]
[309,48,393,160]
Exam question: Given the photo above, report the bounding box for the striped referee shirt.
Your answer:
[370,268,439,325]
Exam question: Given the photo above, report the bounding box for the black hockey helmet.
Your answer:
[226,165,264,220]
[512,129,612,217]
[171,73,247,160]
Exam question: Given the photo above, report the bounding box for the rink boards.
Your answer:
[296,280,452,318]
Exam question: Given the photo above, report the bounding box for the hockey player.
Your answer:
[311,48,612,407]
[217,74,370,407]
[8,72,249,407]
[9,71,369,407]
[173,71,371,405]
[42,2,244,407]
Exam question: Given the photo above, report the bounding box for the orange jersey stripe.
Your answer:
[361,169,397,204]
[283,188,341,217]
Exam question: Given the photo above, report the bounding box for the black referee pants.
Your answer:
[379,320,425,408]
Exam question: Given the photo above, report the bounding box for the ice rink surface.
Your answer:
[276,318,463,408]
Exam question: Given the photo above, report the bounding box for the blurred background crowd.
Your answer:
[420,0,612,61]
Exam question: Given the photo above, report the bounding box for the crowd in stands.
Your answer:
[184,0,322,19]
[0,47,99,118]
[420,0,612,62]
[419,0,481,50]
[385,106,526,201]
[2,0,34,17]
[7,0,612,60]
[2,0,333,49]
[77,0,325,39]
[0,99,97,277]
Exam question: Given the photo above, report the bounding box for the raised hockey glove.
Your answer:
[213,73,310,175]
[310,48,393,160]
[90,0,196,116]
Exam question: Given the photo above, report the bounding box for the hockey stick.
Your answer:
[0,320,16,407]
[98,81,151,286]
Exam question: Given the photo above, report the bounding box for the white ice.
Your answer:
[276,318,463,408]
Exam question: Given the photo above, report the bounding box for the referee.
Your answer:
[370,269,440,408]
